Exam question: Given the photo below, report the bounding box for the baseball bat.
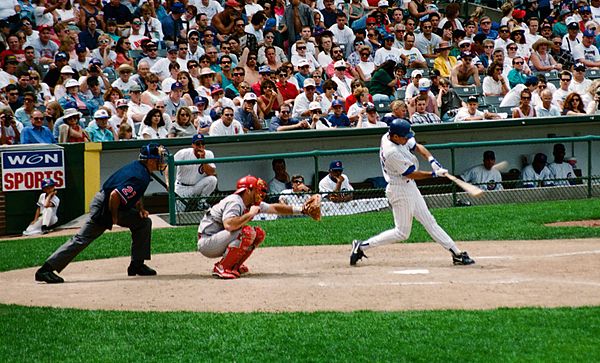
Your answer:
[492,161,509,172]
[445,173,484,198]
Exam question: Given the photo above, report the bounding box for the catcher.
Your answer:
[197,175,321,279]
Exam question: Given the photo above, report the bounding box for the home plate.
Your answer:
[391,269,430,275]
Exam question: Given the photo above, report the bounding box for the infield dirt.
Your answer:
[2,239,600,312]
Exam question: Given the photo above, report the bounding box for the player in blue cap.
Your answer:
[319,160,354,202]
[23,178,60,236]
[35,143,170,284]
[350,119,475,266]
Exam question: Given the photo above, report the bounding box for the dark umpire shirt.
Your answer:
[102,160,151,210]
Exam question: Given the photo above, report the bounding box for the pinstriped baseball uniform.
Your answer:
[548,162,575,186]
[197,194,269,258]
[174,148,218,204]
[359,133,459,252]
[461,165,504,191]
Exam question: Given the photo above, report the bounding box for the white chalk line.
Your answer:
[474,249,600,260]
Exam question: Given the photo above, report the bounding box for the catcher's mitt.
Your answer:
[302,194,322,221]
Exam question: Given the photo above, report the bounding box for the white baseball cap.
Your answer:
[60,65,75,74]
[303,78,316,88]
[418,78,431,91]
[458,39,472,47]
[378,0,389,6]
[94,109,110,119]
[297,59,311,68]
[200,67,215,76]
[334,60,347,69]
[243,92,258,101]
[411,69,424,78]
[308,101,322,111]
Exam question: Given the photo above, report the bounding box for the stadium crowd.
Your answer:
[2,0,600,145]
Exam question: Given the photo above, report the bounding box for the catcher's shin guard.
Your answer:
[235,226,266,275]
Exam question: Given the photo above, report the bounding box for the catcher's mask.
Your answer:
[139,143,169,173]
[235,175,268,206]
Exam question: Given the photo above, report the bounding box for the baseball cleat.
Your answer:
[452,251,475,265]
[212,263,239,279]
[237,264,249,275]
[350,240,367,266]
[35,269,64,284]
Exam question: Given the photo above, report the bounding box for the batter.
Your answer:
[350,119,475,266]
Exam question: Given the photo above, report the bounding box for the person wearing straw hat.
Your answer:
[432,41,456,78]
[529,38,561,72]
[112,63,137,97]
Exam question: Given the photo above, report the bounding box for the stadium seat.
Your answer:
[483,95,504,107]
[395,88,406,100]
[493,106,513,117]
[426,58,435,69]
[585,69,600,79]
[453,86,479,97]
[375,99,392,113]
[549,79,560,89]
[157,49,168,57]
[535,70,558,81]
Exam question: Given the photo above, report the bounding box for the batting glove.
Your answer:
[432,168,448,178]
[428,156,444,172]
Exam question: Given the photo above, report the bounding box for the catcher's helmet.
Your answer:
[139,143,169,170]
[41,178,56,190]
[389,119,414,138]
[235,175,268,194]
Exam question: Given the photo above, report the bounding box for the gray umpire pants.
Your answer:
[46,191,153,273]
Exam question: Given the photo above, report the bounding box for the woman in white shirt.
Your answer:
[482,61,509,96]
[317,35,334,68]
[356,45,375,82]
[139,108,168,139]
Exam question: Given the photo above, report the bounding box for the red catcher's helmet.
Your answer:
[235,175,268,194]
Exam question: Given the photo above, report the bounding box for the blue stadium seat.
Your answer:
[585,69,600,79]
[453,86,478,97]
[395,88,406,100]
[375,99,391,113]
[535,70,558,81]
[482,95,504,107]
[406,68,429,78]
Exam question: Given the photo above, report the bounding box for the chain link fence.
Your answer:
[171,175,600,226]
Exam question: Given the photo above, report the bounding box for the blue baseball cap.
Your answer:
[171,2,185,13]
[171,81,183,90]
[332,99,344,107]
[194,96,208,105]
[259,65,272,74]
[41,178,56,190]
[583,29,595,37]
[192,134,204,144]
[90,58,102,66]
[329,160,343,171]
[383,33,394,41]
[525,75,539,86]
[76,44,87,53]
[55,52,68,61]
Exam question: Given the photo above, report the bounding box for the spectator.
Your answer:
[512,89,537,118]
[522,153,554,188]
[347,87,370,125]
[407,78,438,117]
[536,89,561,117]
[109,99,135,136]
[548,143,577,186]
[369,59,396,103]
[86,109,116,142]
[509,26,529,60]
[269,103,309,132]
[208,106,245,135]
[279,174,311,205]
[550,35,575,71]
[292,78,326,118]
[140,74,167,107]
[570,63,592,96]
[268,158,291,194]
[573,29,600,68]
[0,108,21,145]
[331,60,353,99]
[112,64,136,97]
[275,66,299,104]
[29,24,58,65]
[586,86,600,114]
[91,34,116,68]
[410,95,441,124]
[455,95,501,122]
[500,76,540,108]
[257,79,282,120]
[324,98,349,127]
[283,0,313,48]
[139,108,168,140]
[117,123,133,140]
[399,32,427,69]
[562,92,586,115]
[508,56,529,88]
[432,41,456,78]
[461,150,503,191]
[21,109,55,144]
[358,103,387,128]
[235,92,262,131]
[437,78,464,122]
[355,45,375,82]
[168,106,197,138]
[57,108,89,143]
[482,61,509,96]
[319,160,353,202]
[450,51,480,87]
[415,19,442,59]
[477,16,498,40]
[529,38,561,72]
[14,91,36,126]
[164,82,189,119]
[162,2,186,44]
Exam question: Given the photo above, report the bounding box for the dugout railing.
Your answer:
[166,135,600,225]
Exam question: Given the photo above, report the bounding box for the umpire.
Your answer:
[35,143,170,284]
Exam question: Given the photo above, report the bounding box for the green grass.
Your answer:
[1,305,599,362]
[2,199,600,361]
[2,199,600,272]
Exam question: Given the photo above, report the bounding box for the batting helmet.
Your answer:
[389,119,414,138]
[41,178,56,190]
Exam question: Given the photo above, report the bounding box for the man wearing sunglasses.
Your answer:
[415,19,442,59]
[269,104,309,132]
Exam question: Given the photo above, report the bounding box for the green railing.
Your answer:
[167,136,600,225]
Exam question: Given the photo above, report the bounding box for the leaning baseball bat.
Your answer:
[445,173,484,198]
[492,161,509,172]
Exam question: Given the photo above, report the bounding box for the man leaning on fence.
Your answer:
[319,160,353,202]
[461,151,503,191]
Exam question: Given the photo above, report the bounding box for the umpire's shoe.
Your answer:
[350,240,368,266]
[35,263,64,283]
[452,251,475,265]
[127,262,157,276]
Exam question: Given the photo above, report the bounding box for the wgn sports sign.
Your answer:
[2,150,65,191]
